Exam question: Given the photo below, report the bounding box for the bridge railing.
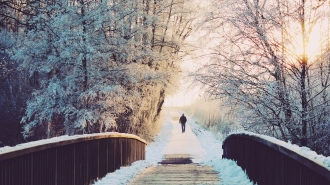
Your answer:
[222,133,330,185]
[0,132,146,185]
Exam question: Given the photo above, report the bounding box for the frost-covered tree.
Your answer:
[4,0,195,142]
[193,0,330,155]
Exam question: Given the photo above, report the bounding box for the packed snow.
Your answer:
[95,110,255,185]
[227,131,330,171]
[0,132,144,155]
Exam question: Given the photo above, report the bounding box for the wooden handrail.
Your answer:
[0,132,146,161]
[0,132,146,185]
[223,133,330,185]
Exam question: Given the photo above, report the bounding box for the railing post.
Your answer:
[31,153,33,185]
[73,144,75,185]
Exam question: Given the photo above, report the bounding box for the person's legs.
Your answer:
[181,123,184,133]
[183,123,186,133]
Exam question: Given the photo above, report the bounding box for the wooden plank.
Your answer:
[129,164,220,184]
[129,155,220,185]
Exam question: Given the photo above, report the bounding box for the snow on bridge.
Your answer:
[95,110,254,185]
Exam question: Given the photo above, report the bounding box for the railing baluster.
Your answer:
[0,133,146,185]
[223,134,330,185]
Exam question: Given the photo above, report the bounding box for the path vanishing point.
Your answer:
[129,112,220,184]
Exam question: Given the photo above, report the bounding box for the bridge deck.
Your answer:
[129,154,220,184]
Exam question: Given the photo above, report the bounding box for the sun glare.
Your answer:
[287,15,329,63]
[292,29,323,61]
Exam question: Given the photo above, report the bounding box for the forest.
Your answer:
[0,0,194,145]
[193,0,330,156]
[1,0,330,157]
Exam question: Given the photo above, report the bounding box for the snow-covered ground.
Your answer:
[189,120,255,185]
[95,110,255,185]
[95,110,173,185]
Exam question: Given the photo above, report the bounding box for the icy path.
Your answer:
[95,110,255,185]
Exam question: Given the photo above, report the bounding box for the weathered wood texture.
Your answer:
[0,133,146,185]
[222,134,330,185]
[129,154,220,185]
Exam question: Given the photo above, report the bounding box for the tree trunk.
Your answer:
[80,0,88,92]
[159,0,174,53]
[151,0,157,49]
[300,0,308,147]
[301,61,308,146]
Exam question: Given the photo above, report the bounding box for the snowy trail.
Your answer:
[163,111,205,163]
[95,109,255,185]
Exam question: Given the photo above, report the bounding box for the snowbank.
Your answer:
[189,119,256,185]
[95,112,173,185]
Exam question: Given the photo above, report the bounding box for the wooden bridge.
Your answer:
[0,133,146,185]
[223,133,330,185]
[1,131,330,185]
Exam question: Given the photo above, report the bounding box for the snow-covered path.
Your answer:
[95,110,255,185]
[163,111,205,163]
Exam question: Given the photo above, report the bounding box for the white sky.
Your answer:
[164,56,206,107]
[164,18,212,107]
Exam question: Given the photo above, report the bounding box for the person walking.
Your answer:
[179,114,187,133]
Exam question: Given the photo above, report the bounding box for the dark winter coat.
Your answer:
[179,115,187,124]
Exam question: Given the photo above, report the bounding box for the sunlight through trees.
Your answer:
[192,0,330,156]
